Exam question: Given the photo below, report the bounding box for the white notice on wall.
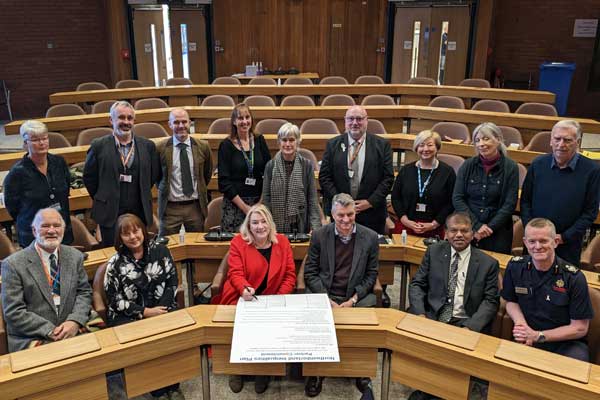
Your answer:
[189,42,197,52]
[144,43,152,53]
[448,41,457,51]
[573,19,598,38]
[230,293,340,363]
[403,40,412,50]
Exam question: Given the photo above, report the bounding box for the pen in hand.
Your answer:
[244,286,259,301]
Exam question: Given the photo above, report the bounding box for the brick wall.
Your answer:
[0,1,111,120]
[490,0,600,118]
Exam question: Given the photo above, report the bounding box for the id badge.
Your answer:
[49,202,62,211]
[416,203,427,212]
[52,294,61,307]
[119,174,132,183]
[348,169,355,178]
[245,177,257,186]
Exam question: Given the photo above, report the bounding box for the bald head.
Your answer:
[345,106,368,140]
[169,108,191,142]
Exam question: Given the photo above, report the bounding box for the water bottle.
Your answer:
[401,229,407,245]
[179,224,186,244]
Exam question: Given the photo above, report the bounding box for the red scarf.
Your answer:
[480,153,500,174]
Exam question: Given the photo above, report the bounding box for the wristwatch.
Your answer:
[537,331,546,343]
[351,297,358,307]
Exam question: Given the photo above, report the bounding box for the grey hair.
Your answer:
[31,208,65,229]
[277,122,302,144]
[331,193,355,214]
[413,130,442,152]
[20,120,48,141]
[553,120,581,141]
[473,122,507,156]
[525,217,557,238]
[109,100,135,120]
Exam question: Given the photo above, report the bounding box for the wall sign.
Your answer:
[573,19,598,38]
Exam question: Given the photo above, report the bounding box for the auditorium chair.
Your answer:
[408,77,436,85]
[115,79,144,89]
[319,76,349,85]
[354,75,384,84]
[0,230,16,261]
[300,118,340,135]
[295,256,383,307]
[45,103,86,118]
[206,118,231,135]
[211,251,230,298]
[428,96,465,109]
[70,216,100,252]
[166,77,193,86]
[581,235,600,272]
[459,78,491,88]
[432,121,471,144]
[133,97,169,110]
[254,118,288,135]
[76,82,108,91]
[524,131,552,153]
[437,154,465,175]
[361,94,395,106]
[298,148,319,172]
[281,95,315,106]
[284,77,313,85]
[517,163,528,189]
[0,300,7,355]
[499,126,524,149]
[47,132,72,148]
[244,95,276,107]
[321,94,355,106]
[472,99,510,113]
[204,196,224,231]
[76,127,112,146]
[248,77,276,85]
[133,122,169,139]
[516,102,558,116]
[511,218,525,256]
[212,76,241,85]
[367,119,387,135]
[91,100,117,114]
[201,95,235,107]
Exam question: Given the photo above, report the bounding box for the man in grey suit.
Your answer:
[1,208,92,352]
[303,193,379,396]
[157,108,212,235]
[407,211,499,400]
[83,100,161,246]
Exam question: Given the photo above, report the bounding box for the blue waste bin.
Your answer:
[538,62,576,116]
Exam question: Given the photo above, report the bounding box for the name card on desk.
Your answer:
[396,313,481,350]
[114,310,196,344]
[494,340,591,384]
[213,305,379,325]
[10,334,101,373]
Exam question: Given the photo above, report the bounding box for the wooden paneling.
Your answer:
[472,0,494,79]
[20,374,108,400]
[211,0,387,82]
[106,0,133,85]
[170,8,209,84]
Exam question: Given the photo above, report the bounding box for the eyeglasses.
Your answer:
[345,116,366,122]
[27,136,49,143]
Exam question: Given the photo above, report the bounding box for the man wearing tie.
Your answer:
[407,212,500,400]
[157,108,213,235]
[319,105,394,235]
[1,208,92,352]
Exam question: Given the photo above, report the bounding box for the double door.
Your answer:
[391,5,471,85]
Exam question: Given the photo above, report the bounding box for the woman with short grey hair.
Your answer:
[262,122,321,233]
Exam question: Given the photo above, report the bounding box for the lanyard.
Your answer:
[237,135,255,177]
[117,140,135,171]
[35,245,60,293]
[348,139,363,169]
[416,160,438,199]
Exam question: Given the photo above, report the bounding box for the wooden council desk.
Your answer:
[234,72,320,83]
[48,83,555,106]
[0,305,599,400]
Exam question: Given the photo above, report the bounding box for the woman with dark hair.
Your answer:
[218,103,272,232]
[104,213,184,400]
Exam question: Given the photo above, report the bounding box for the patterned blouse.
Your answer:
[104,241,178,327]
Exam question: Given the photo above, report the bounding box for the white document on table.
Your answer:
[230,293,340,363]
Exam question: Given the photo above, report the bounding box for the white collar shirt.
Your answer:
[450,245,471,319]
[169,136,198,201]
[347,133,366,182]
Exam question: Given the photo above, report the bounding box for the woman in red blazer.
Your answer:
[216,204,296,394]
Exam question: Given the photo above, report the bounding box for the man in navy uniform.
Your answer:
[502,218,593,361]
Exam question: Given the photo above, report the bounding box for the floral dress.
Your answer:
[104,241,178,327]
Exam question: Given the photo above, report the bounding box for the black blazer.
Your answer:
[83,134,161,227]
[319,132,394,234]
[408,241,500,332]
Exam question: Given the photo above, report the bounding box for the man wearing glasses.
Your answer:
[319,105,394,235]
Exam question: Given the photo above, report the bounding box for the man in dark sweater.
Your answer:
[520,120,600,265]
[303,193,379,397]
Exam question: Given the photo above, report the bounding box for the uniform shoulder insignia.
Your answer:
[563,264,579,274]
[510,256,524,262]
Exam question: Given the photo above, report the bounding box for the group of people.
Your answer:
[1,100,599,398]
